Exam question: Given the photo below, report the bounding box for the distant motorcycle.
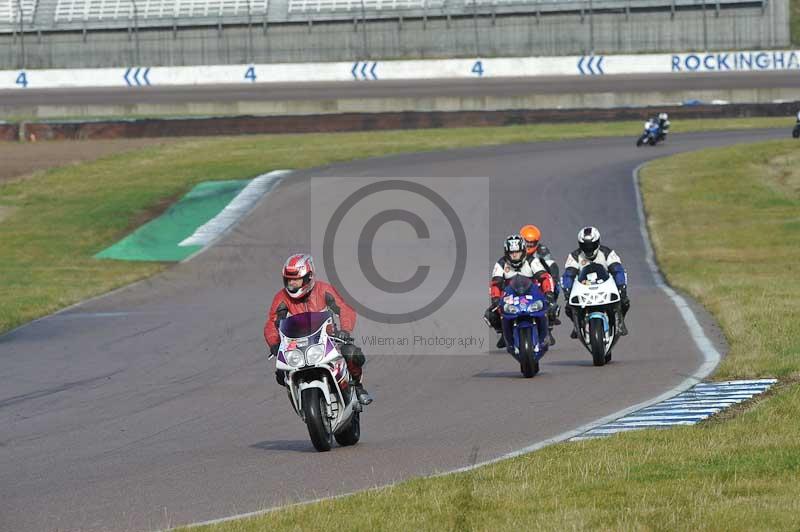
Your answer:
[792,122,800,138]
[500,275,550,378]
[565,264,623,366]
[274,310,362,452]
[636,119,663,147]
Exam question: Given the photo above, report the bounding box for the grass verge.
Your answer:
[0,116,790,335]
[171,141,798,530]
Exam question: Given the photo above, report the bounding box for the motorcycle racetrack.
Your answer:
[0,127,786,532]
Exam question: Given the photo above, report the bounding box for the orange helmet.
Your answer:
[519,225,541,255]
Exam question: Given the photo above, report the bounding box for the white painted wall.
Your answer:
[2,50,799,90]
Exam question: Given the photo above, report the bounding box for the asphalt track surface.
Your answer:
[2,71,800,107]
[0,128,786,532]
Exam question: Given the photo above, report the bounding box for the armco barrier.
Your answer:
[8,101,798,141]
[3,50,800,90]
[0,122,20,141]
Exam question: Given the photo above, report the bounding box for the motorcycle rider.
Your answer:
[484,234,556,348]
[562,226,630,337]
[657,112,670,140]
[520,224,561,342]
[265,253,372,405]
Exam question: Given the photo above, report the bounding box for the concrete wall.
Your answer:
[3,100,797,142]
[5,87,800,120]
[0,0,789,69]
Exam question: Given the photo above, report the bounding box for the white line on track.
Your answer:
[179,169,291,260]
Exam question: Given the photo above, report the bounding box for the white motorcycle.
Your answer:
[565,263,623,366]
[273,310,362,452]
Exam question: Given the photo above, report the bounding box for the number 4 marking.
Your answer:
[245,66,256,83]
[471,61,484,77]
[16,71,28,88]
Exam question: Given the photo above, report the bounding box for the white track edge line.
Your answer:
[180,169,292,263]
[171,161,724,531]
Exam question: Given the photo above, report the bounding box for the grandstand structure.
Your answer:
[0,0,789,68]
[0,0,773,29]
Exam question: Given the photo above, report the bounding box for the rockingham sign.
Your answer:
[671,51,800,72]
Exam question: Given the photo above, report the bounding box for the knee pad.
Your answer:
[341,343,366,367]
[483,307,501,330]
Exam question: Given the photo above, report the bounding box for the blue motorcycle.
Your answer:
[501,275,550,378]
[636,119,662,147]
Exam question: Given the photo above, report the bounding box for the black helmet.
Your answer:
[503,234,526,269]
[578,226,601,259]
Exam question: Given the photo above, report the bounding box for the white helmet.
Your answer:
[578,226,601,259]
[658,112,668,121]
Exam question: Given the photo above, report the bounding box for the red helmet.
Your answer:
[282,253,315,299]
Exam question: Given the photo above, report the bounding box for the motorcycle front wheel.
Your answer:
[589,317,607,367]
[302,388,333,452]
[518,327,539,378]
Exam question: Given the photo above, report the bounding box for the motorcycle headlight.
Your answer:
[504,303,519,314]
[528,300,543,312]
[305,344,325,365]
[285,349,305,368]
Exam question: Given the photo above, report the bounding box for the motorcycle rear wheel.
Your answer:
[589,317,607,367]
[302,388,333,452]
[519,327,539,378]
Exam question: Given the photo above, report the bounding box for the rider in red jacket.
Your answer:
[265,253,372,405]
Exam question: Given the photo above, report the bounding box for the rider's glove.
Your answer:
[545,292,556,307]
[334,330,353,342]
[269,343,279,357]
[490,297,500,310]
[619,285,629,304]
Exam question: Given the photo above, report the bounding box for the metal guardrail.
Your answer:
[54,0,267,22]
[0,0,37,23]
[285,0,761,21]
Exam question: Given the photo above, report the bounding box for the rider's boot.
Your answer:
[570,325,578,339]
[353,382,373,405]
[275,369,288,387]
[553,305,562,325]
[496,335,506,349]
[547,328,556,346]
[617,311,629,336]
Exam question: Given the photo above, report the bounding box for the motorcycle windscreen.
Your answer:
[507,274,533,296]
[577,263,610,285]
[506,274,545,299]
[279,311,331,339]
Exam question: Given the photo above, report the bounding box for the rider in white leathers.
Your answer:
[562,226,630,337]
